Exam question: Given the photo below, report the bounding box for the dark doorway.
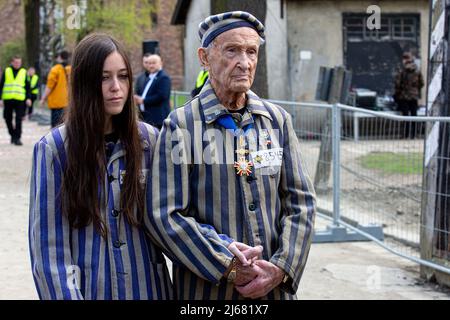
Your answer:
[343,13,421,96]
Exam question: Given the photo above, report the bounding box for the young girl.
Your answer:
[29,33,172,300]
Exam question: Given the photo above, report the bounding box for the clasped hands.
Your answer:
[226,241,286,299]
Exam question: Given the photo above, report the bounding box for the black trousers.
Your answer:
[29,94,38,115]
[3,99,26,141]
[397,99,418,138]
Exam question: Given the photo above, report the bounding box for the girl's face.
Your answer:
[102,51,129,117]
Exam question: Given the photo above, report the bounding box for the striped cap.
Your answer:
[198,11,265,48]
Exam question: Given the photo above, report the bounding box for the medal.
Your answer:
[254,155,263,164]
[235,148,249,156]
[234,157,253,176]
[234,135,252,176]
[261,130,271,146]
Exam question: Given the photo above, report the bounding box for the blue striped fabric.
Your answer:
[29,122,173,300]
[146,82,317,300]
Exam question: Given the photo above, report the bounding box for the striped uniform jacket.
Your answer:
[147,82,316,300]
[29,122,173,300]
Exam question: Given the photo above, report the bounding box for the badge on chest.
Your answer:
[250,148,283,169]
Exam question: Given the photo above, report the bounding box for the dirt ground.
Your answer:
[0,106,449,300]
[299,138,425,247]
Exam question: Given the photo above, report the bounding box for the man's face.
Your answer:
[143,55,162,74]
[11,58,22,69]
[206,27,260,94]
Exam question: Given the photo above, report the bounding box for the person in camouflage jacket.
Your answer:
[394,52,424,138]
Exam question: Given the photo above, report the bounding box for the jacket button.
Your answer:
[113,240,124,248]
[112,209,120,217]
[248,203,256,211]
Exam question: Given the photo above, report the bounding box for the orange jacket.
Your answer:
[46,64,71,109]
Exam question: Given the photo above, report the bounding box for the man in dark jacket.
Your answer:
[394,52,424,138]
[134,54,171,129]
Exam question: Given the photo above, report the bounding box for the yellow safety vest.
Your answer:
[1,67,27,101]
[29,74,39,95]
[196,70,209,89]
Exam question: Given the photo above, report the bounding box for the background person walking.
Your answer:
[0,55,32,146]
[39,50,71,128]
[27,67,39,118]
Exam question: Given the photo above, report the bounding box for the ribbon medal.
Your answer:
[234,157,253,176]
[234,135,253,176]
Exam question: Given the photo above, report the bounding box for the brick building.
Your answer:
[0,0,25,69]
[130,0,185,90]
[0,0,184,90]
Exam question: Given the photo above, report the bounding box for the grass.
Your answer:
[170,93,190,109]
[358,152,423,175]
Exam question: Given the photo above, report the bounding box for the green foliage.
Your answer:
[358,152,423,175]
[0,38,27,69]
[62,0,155,49]
[170,92,190,109]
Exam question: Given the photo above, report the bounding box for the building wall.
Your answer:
[0,0,184,90]
[286,0,429,103]
[130,0,185,90]
[265,0,289,100]
[0,0,25,68]
[183,0,211,92]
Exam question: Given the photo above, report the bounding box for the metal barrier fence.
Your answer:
[170,91,450,275]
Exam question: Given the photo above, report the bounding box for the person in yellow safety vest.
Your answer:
[27,67,39,117]
[191,69,209,97]
[0,55,32,146]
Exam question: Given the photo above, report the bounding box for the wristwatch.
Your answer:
[227,257,237,282]
[282,273,290,284]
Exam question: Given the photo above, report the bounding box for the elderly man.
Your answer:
[146,11,316,300]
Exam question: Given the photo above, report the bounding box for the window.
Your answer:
[343,14,419,42]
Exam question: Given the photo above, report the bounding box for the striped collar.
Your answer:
[51,125,151,168]
[199,81,273,125]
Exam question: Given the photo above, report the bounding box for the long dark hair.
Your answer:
[62,33,144,237]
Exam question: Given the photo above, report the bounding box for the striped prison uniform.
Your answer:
[29,122,173,300]
[147,82,316,300]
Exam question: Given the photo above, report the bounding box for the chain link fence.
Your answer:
[170,91,450,275]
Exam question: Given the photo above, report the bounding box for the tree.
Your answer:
[0,38,27,70]
[62,0,155,47]
[211,0,269,98]
[39,0,64,82]
[24,0,41,69]
[36,0,155,81]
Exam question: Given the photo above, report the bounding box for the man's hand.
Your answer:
[134,95,143,105]
[235,260,285,299]
[39,98,46,106]
[234,261,262,286]
[228,242,263,266]
[225,242,263,286]
[26,99,32,107]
